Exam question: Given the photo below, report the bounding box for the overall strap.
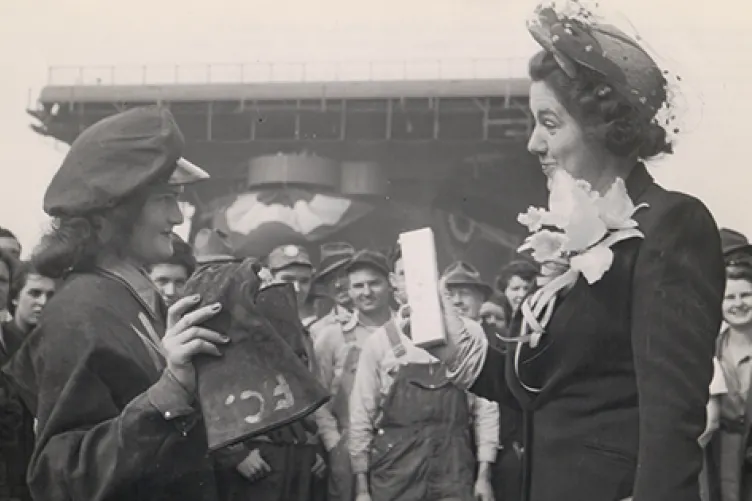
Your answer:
[384,320,406,359]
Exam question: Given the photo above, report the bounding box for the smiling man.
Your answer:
[313,249,394,501]
[348,258,498,501]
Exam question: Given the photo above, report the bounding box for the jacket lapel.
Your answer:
[625,162,654,203]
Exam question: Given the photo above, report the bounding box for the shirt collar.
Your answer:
[343,308,397,332]
[96,255,164,320]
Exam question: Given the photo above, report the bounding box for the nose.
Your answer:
[167,199,184,226]
[37,294,49,307]
[292,282,301,293]
[527,124,546,156]
[163,282,176,296]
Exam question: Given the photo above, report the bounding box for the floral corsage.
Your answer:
[515,170,649,350]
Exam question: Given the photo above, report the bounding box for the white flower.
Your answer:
[595,178,649,230]
[518,230,568,263]
[546,170,602,230]
[561,200,608,252]
[517,206,549,232]
[544,170,607,251]
[570,244,614,284]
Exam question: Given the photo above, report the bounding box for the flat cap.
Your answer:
[345,249,391,278]
[267,245,312,271]
[44,106,209,217]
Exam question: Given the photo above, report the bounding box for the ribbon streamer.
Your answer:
[507,227,644,393]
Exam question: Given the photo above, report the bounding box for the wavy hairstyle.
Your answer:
[529,50,673,161]
[32,191,149,279]
[0,248,18,311]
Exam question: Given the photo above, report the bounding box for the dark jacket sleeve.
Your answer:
[6,304,199,501]
[630,197,724,501]
[469,343,518,409]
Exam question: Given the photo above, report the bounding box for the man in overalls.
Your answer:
[348,257,499,501]
[313,249,395,501]
[443,261,523,501]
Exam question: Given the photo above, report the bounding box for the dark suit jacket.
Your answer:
[470,163,725,501]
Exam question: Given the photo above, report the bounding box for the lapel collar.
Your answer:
[625,162,654,202]
[95,256,166,327]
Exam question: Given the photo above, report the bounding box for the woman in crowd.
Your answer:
[494,260,538,315]
[6,260,57,337]
[0,249,34,501]
[428,4,726,501]
[708,229,752,501]
[2,106,229,501]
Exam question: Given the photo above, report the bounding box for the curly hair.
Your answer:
[0,248,18,311]
[529,50,672,161]
[32,191,149,279]
[495,259,539,294]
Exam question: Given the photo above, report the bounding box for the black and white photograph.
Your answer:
[0,0,748,500]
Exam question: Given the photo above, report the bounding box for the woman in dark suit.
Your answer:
[429,4,726,501]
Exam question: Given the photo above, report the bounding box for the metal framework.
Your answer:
[44,57,528,86]
[30,95,533,145]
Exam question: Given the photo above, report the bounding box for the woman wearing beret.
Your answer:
[2,106,229,501]
[429,4,726,501]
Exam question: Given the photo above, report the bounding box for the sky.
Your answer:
[0,0,749,257]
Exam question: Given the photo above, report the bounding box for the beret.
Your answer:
[44,106,208,217]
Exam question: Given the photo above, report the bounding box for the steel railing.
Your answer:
[45,58,530,87]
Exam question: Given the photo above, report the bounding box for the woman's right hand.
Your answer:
[162,294,229,394]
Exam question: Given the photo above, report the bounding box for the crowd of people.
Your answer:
[0,2,747,501]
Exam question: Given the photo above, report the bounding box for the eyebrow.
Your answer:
[536,109,559,120]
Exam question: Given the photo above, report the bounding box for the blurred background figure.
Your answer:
[7,260,56,337]
[309,242,355,342]
[494,260,538,315]
[0,249,33,501]
[706,228,752,501]
[148,234,196,307]
[0,227,20,323]
[480,294,512,339]
[193,228,238,265]
[266,244,316,327]
[0,227,21,261]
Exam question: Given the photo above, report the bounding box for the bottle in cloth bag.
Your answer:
[183,258,330,451]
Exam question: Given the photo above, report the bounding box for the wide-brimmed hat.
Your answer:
[193,229,238,265]
[720,228,752,258]
[313,242,355,282]
[527,2,666,121]
[442,261,493,300]
[44,106,209,217]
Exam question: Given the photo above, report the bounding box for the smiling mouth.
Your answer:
[540,163,557,176]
